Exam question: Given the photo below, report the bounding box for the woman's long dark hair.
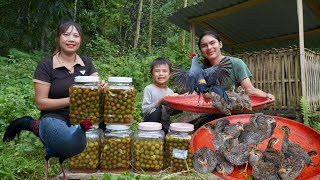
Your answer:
[52,20,82,55]
[198,31,222,69]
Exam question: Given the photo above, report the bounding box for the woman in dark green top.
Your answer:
[199,31,274,100]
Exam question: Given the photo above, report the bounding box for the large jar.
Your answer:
[104,77,135,125]
[68,126,102,173]
[100,125,132,172]
[69,76,102,125]
[132,122,165,173]
[165,123,194,172]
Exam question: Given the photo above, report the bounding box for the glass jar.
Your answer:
[165,123,194,172]
[132,122,165,173]
[69,76,102,125]
[69,125,102,173]
[104,77,136,125]
[100,125,132,172]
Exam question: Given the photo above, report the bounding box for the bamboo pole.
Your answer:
[190,22,196,53]
[297,0,306,98]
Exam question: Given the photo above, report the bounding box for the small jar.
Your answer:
[165,123,194,172]
[69,125,102,173]
[104,77,136,125]
[69,76,102,125]
[100,125,132,172]
[132,122,165,173]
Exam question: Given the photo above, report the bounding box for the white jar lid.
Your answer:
[138,122,162,130]
[106,125,130,131]
[170,123,194,132]
[108,77,132,83]
[75,76,100,82]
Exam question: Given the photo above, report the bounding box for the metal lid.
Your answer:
[169,123,194,132]
[75,76,99,83]
[138,122,162,131]
[108,77,132,83]
[106,125,130,131]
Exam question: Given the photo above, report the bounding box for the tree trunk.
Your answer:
[148,0,154,52]
[182,0,188,47]
[133,0,144,49]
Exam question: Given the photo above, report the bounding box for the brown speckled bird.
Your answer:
[236,86,252,111]
[239,113,276,147]
[263,137,285,169]
[193,147,218,174]
[223,137,251,167]
[204,118,230,135]
[215,151,234,176]
[249,149,281,180]
[280,126,317,166]
[278,155,306,180]
[223,122,244,138]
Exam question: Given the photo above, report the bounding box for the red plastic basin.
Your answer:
[163,95,273,114]
[190,114,320,180]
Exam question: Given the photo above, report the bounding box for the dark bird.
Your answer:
[249,149,281,180]
[204,118,230,135]
[226,85,243,110]
[278,151,317,180]
[263,137,285,169]
[206,92,231,115]
[223,137,251,168]
[236,86,252,111]
[215,150,234,176]
[223,122,244,138]
[3,116,93,180]
[238,113,276,147]
[280,125,317,166]
[193,147,218,174]
[171,54,231,102]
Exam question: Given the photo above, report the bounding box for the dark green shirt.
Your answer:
[220,56,252,90]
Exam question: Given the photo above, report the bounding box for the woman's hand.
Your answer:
[266,93,275,101]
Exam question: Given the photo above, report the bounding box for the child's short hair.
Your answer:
[150,57,172,74]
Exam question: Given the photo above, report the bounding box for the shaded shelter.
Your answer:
[169,0,320,118]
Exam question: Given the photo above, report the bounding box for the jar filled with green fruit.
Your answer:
[69,125,102,173]
[104,77,135,125]
[69,76,102,125]
[132,122,165,173]
[100,125,132,172]
[165,123,194,172]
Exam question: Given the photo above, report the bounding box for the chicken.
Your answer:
[3,116,92,180]
[171,54,231,102]
[238,113,276,147]
[204,118,230,135]
[280,126,317,166]
[213,133,233,151]
[226,85,243,110]
[278,151,317,180]
[193,147,218,174]
[236,86,252,111]
[249,149,281,180]
[263,137,285,169]
[223,122,244,138]
[223,137,251,167]
[205,92,231,115]
[215,151,234,175]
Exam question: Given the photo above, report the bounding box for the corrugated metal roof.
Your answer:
[168,0,320,53]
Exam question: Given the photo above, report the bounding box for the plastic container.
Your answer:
[132,122,165,173]
[104,77,136,125]
[100,125,132,172]
[165,123,194,172]
[69,76,102,125]
[69,125,102,173]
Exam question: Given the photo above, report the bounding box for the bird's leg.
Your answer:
[45,160,49,180]
[59,163,68,180]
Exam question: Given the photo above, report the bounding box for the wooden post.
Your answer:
[190,21,196,53]
[297,0,306,98]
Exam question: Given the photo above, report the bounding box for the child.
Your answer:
[142,57,175,134]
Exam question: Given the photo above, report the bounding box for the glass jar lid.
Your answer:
[106,125,130,131]
[108,77,132,83]
[169,123,194,132]
[138,122,162,131]
[75,76,100,83]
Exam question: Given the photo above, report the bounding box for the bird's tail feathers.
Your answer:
[3,116,39,143]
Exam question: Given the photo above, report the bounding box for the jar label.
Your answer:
[172,148,188,159]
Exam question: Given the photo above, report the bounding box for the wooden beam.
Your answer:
[305,0,320,17]
[230,28,320,50]
[297,0,306,99]
[188,0,270,22]
[197,21,237,46]
[190,22,196,53]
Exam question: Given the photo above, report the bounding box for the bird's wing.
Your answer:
[171,66,198,94]
[204,57,232,85]
[207,84,229,103]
